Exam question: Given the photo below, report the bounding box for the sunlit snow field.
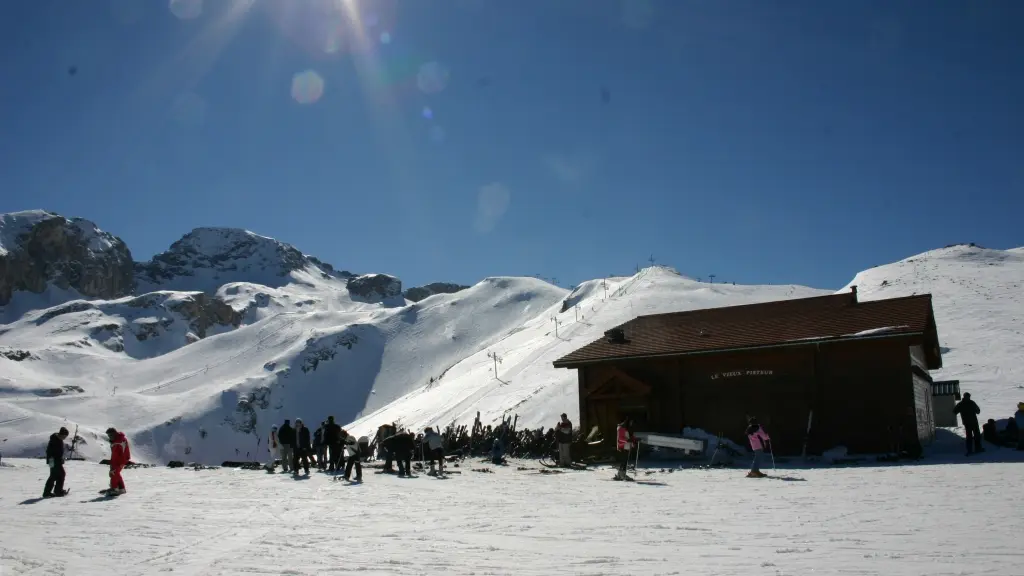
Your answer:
[2,453,1020,576]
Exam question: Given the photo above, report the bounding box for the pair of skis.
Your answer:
[611,441,642,481]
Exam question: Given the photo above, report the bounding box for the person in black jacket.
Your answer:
[278,420,295,473]
[555,413,573,467]
[382,429,416,477]
[954,393,984,455]
[292,418,312,475]
[323,416,344,472]
[43,427,71,498]
[312,423,323,469]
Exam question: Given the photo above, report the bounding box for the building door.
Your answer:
[583,366,652,447]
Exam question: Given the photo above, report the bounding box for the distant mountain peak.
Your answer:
[134,227,347,293]
[0,210,133,306]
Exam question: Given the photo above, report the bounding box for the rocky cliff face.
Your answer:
[347,273,402,299]
[1,211,473,322]
[0,211,134,306]
[404,282,470,302]
[125,292,242,338]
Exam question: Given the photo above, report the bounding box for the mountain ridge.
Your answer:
[0,210,471,314]
[1,209,1021,466]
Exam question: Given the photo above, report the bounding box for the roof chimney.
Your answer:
[850,285,858,302]
[605,327,627,344]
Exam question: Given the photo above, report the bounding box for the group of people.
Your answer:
[958,393,1024,453]
[266,416,365,481]
[36,393,1023,500]
[378,426,446,476]
[43,426,131,498]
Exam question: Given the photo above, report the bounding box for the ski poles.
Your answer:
[69,425,79,459]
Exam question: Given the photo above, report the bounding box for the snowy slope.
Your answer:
[2,458,1020,575]
[0,275,568,464]
[2,213,574,463]
[344,267,828,438]
[842,244,1024,421]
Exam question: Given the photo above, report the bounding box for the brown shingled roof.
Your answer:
[552,292,940,368]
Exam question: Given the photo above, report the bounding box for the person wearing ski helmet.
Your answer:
[745,417,771,478]
[43,427,71,498]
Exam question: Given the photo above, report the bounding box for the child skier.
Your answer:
[746,417,771,478]
[104,427,131,495]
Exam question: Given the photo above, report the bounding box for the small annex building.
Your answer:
[552,288,944,457]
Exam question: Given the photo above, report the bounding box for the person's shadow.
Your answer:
[19,497,46,505]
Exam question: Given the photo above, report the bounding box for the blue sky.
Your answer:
[1,0,1021,291]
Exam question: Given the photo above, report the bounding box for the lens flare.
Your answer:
[169,0,203,20]
[264,0,398,57]
[291,70,325,104]
[416,61,450,94]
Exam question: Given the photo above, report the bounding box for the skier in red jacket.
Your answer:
[104,427,131,495]
[614,418,637,481]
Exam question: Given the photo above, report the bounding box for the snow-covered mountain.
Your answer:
[133,227,352,295]
[1,210,1020,466]
[842,243,1024,419]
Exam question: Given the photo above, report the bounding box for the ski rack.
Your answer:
[634,432,706,455]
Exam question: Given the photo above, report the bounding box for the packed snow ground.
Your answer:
[2,454,1021,576]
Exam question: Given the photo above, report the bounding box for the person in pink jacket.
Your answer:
[745,417,771,478]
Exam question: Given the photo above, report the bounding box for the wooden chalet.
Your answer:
[552,287,944,456]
